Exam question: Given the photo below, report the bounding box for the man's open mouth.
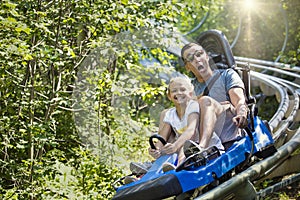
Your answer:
[197,65,204,71]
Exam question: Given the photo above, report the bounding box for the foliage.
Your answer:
[1,148,124,200]
[0,0,186,199]
[280,0,300,66]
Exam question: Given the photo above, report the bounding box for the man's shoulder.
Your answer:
[216,68,240,79]
[216,68,235,74]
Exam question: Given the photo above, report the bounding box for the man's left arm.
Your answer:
[229,87,248,128]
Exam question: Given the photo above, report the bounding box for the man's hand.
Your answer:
[232,114,248,128]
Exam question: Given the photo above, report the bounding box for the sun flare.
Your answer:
[244,0,256,10]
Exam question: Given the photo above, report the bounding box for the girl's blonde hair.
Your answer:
[167,75,194,94]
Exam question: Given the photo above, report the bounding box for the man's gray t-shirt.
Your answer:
[192,69,245,143]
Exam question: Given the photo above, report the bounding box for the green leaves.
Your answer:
[15,25,31,34]
[0,0,189,198]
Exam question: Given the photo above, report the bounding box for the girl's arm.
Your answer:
[148,109,172,158]
[162,112,199,154]
[173,112,199,150]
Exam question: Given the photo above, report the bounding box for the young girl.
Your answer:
[149,76,224,171]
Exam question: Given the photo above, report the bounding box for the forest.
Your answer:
[0,0,299,199]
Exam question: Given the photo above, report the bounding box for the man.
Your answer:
[181,42,248,150]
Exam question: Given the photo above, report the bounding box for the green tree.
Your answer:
[0,0,188,199]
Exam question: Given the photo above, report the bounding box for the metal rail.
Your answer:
[235,57,300,72]
[195,57,300,199]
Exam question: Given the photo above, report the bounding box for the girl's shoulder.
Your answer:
[187,100,200,113]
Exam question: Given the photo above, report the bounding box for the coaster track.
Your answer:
[195,57,300,199]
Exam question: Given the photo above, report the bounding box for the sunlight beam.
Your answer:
[244,0,256,10]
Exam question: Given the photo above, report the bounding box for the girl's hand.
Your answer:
[161,143,177,155]
[148,147,161,159]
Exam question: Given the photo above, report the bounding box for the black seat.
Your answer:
[196,29,236,69]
